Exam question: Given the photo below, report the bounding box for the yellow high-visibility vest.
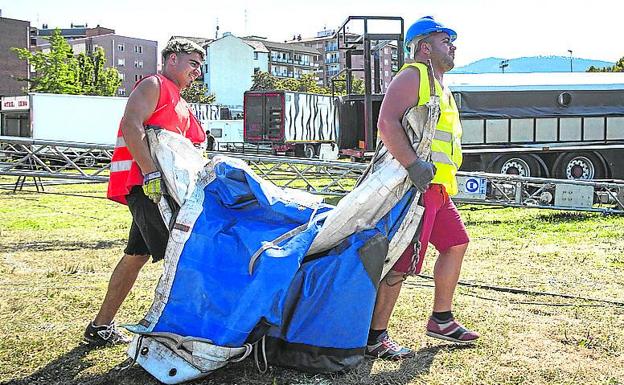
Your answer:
[400,62,463,196]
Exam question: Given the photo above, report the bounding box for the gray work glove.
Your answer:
[406,159,436,193]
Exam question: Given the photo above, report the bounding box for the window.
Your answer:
[135,74,142,81]
[118,73,125,81]
[134,45,143,54]
[118,88,126,96]
[254,52,258,60]
[384,70,389,77]
[254,67,260,74]
[117,58,125,66]
[117,44,125,52]
[384,59,388,65]
[134,60,144,68]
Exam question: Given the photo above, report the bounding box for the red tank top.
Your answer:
[107,74,206,204]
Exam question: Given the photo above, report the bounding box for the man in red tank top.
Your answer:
[84,38,207,346]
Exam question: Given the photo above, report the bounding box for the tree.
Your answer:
[251,71,281,91]
[181,81,216,104]
[90,47,121,96]
[296,73,328,94]
[12,29,121,96]
[329,73,365,95]
[13,29,81,94]
[278,77,302,92]
[586,56,624,72]
[76,52,95,94]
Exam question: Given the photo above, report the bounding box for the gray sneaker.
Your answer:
[365,331,415,360]
[83,321,132,346]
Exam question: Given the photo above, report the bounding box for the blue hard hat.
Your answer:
[404,16,457,50]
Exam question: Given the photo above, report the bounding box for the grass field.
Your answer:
[0,177,623,385]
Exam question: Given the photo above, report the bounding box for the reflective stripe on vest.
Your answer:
[434,130,452,143]
[115,136,126,148]
[110,160,133,172]
[399,62,463,196]
[431,151,454,166]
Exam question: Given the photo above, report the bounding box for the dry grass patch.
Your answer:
[0,180,623,385]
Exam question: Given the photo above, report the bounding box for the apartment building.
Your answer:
[288,29,400,92]
[34,25,157,96]
[0,16,30,96]
[201,33,319,108]
[243,36,320,81]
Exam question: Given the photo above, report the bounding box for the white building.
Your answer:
[204,33,269,110]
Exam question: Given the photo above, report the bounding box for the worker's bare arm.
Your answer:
[377,67,421,168]
[120,77,160,175]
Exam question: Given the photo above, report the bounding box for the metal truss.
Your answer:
[212,153,365,196]
[1,137,622,213]
[455,171,624,214]
[0,136,112,184]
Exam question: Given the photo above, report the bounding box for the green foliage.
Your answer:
[329,73,365,95]
[250,71,366,95]
[181,81,216,103]
[250,71,281,91]
[586,56,624,72]
[11,29,120,96]
[90,47,121,96]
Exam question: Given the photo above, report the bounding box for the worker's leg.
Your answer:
[366,185,440,360]
[432,242,468,312]
[426,195,478,343]
[370,273,404,330]
[93,253,149,326]
[84,186,168,346]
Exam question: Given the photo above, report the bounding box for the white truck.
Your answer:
[1,93,127,145]
[446,72,624,180]
[0,93,228,167]
[0,93,231,146]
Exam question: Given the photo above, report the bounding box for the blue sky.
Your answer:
[1,0,621,66]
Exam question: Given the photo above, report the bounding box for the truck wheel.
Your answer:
[82,156,96,167]
[294,144,305,157]
[304,144,315,159]
[555,152,605,180]
[491,155,541,177]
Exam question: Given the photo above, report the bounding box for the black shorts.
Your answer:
[124,186,169,262]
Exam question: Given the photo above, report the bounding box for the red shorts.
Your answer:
[392,184,469,274]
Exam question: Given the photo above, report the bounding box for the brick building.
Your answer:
[0,16,30,96]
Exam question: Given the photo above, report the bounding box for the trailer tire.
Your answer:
[554,152,605,180]
[303,144,315,159]
[491,154,542,177]
[82,156,96,168]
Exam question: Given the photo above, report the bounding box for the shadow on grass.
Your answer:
[2,343,157,385]
[2,239,125,253]
[534,211,601,223]
[2,344,473,385]
[464,210,597,227]
[357,344,474,385]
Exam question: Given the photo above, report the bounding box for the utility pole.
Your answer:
[568,49,573,72]
[499,59,509,73]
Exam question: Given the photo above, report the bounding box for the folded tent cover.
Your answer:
[123,125,424,384]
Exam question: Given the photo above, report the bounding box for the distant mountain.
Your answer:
[451,56,614,74]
